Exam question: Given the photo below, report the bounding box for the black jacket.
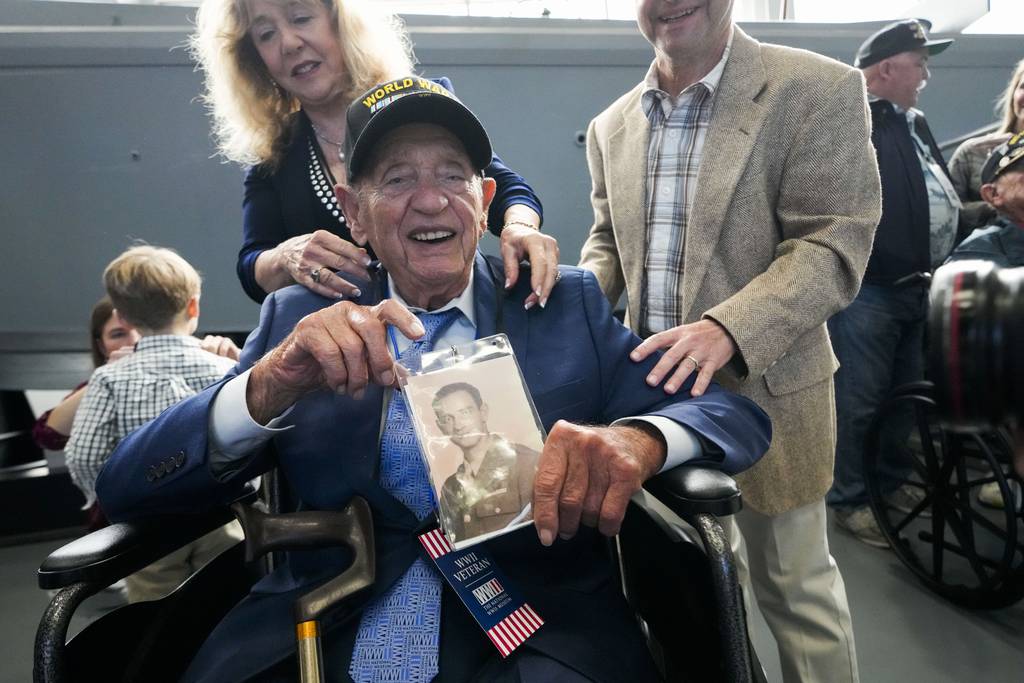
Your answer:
[864,99,954,285]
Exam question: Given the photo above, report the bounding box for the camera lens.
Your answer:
[928,261,1024,424]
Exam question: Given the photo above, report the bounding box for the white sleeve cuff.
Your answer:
[612,415,703,474]
[208,368,293,469]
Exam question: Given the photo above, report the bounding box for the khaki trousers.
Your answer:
[727,499,859,683]
[125,521,243,603]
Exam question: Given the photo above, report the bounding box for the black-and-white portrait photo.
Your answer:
[402,353,544,547]
[432,381,538,543]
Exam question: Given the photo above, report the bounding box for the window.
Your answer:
[39,0,1024,33]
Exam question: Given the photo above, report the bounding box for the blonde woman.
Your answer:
[192,0,557,305]
[949,58,1024,233]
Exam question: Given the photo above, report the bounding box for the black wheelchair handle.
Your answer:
[643,465,743,519]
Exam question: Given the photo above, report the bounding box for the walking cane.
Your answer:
[231,497,375,683]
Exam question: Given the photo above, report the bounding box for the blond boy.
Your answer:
[66,245,242,602]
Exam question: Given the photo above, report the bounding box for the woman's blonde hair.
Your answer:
[996,57,1024,135]
[190,0,415,168]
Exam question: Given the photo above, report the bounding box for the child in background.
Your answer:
[65,245,242,602]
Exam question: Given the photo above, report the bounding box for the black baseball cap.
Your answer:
[854,19,953,69]
[344,77,492,182]
[981,133,1024,184]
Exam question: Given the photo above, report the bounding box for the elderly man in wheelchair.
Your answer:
[36,79,771,683]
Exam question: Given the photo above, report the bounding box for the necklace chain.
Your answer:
[311,122,346,163]
[310,122,343,147]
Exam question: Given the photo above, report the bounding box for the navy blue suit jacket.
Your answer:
[97,253,770,682]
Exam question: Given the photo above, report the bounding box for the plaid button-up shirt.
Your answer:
[640,38,731,334]
[65,335,235,505]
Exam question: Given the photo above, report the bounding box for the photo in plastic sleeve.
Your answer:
[401,344,544,550]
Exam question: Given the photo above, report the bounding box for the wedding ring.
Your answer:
[310,267,323,284]
[554,270,562,283]
[684,354,701,369]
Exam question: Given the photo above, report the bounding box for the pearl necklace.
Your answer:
[307,137,345,225]
[310,122,346,163]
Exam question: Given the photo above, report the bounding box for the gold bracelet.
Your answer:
[502,220,539,231]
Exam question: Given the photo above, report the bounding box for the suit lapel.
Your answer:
[472,252,529,369]
[473,252,499,339]
[681,28,769,321]
[606,87,650,328]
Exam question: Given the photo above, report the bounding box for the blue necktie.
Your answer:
[349,309,461,683]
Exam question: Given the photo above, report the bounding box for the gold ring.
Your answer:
[684,355,701,369]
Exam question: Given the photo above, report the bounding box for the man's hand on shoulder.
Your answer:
[532,421,667,546]
[246,299,424,424]
[630,318,738,396]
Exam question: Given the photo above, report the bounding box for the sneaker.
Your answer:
[886,484,931,518]
[833,506,889,549]
[977,482,1005,509]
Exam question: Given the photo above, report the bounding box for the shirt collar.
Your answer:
[135,334,201,351]
[386,269,477,328]
[867,94,920,121]
[642,27,733,114]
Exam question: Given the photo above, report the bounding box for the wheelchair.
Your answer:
[863,380,1024,609]
[34,465,765,683]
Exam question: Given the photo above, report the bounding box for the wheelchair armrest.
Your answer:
[37,489,257,590]
[643,465,742,519]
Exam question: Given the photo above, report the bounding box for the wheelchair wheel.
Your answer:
[864,385,1024,609]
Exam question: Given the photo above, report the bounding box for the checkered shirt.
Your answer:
[640,39,731,334]
[65,335,235,505]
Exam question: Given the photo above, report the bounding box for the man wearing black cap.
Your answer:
[96,77,770,682]
[828,19,960,548]
[948,133,1024,267]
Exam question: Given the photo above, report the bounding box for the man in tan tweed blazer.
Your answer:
[579,2,881,681]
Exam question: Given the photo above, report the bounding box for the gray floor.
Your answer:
[2,518,1022,683]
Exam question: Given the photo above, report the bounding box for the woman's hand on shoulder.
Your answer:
[200,335,242,361]
[269,230,372,299]
[107,346,135,363]
[500,222,560,309]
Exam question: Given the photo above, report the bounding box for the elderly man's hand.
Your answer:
[631,319,738,397]
[532,421,666,545]
[246,299,423,424]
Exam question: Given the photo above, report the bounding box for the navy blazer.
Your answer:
[97,254,771,682]
[237,76,544,303]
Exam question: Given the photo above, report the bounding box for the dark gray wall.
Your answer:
[1,1,1021,344]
